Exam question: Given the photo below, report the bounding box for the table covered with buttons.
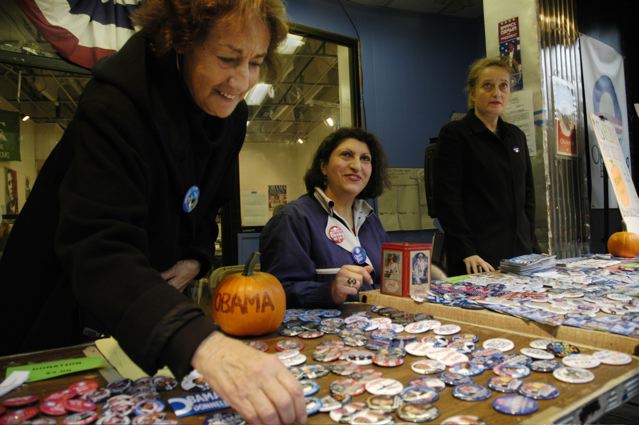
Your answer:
[1,302,638,424]
[269,303,638,424]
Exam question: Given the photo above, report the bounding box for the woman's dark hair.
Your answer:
[132,0,288,82]
[304,127,390,199]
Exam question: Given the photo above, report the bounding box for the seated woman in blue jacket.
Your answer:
[260,127,390,308]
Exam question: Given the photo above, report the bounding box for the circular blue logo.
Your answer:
[183,185,200,213]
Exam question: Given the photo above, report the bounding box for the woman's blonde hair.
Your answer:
[133,0,288,82]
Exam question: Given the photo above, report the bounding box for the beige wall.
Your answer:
[1,117,62,215]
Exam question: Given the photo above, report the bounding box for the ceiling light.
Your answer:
[297,138,304,144]
[278,34,305,55]
[325,117,335,127]
[244,83,273,105]
[21,114,30,122]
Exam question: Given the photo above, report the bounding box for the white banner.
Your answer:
[589,114,639,233]
[581,34,631,208]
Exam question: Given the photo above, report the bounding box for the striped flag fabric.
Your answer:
[19,0,140,69]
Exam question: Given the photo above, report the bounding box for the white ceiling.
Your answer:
[347,0,483,19]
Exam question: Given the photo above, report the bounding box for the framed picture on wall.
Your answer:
[4,167,18,215]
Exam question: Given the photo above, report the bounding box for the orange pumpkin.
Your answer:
[607,231,639,258]
[212,252,286,336]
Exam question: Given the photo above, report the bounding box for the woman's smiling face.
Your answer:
[322,138,372,202]
[181,16,270,118]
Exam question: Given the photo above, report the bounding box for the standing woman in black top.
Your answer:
[434,57,538,276]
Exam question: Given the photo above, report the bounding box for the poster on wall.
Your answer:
[0,110,21,162]
[504,89,536,156]
[4,167,19,215]
[498,17,523,91]
[552,76,577,157]
[589,114,639,233]
[581,34,631,209]
[268,185,287,214]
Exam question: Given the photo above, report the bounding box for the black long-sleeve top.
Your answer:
[0,33,246,378]
[434,111,537,276]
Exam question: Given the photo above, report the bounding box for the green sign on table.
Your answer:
[5,356,106,382]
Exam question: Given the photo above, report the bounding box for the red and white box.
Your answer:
[380,242,432,297]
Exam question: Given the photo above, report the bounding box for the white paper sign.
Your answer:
[589,113,639,233]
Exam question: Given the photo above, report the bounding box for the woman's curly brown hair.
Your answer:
[133,0,288,82]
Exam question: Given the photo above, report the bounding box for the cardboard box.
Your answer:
[380,242,432,297]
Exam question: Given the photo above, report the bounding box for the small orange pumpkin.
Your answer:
[212,252,286,336]
[607,230,639,258]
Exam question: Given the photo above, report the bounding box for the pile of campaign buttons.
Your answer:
[3,305,635,425]
[0,376,179,425]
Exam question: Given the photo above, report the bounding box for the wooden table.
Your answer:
[363,290,639,355]
[1,302,638,424]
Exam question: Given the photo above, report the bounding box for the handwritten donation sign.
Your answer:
[590,113,639,233]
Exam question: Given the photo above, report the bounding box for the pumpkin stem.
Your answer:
[243,252,261,276]
[621,220,627,232]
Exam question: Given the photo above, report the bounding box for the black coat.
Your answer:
[434,111,537,276]
[0,33,246,378]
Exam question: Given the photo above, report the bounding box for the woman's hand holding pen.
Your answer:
[330,264,373,304]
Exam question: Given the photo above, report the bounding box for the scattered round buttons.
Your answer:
[329,361,361,376]
[397,403,440,423]
[366,394,402,413]
[492,395,538,415]
[493,363,531,379]
[108,378,133,395]
[518,382,560,400]
[2,395,39,407]
[61,411,99,425]
[328,401,367,423]
[520,347,554,360]
[300,364,329,379]
[411,359,446,375]
[373,353,404,368]
[530,359,562,373]
[300,380,320,397]
[330,378,366,398]
[0,407,40,424]
[365,378,403,396]
[439,371,473,387]
[547,341,580,358]
[318,395,343,413]
[133,399,164,416]
[593,350,632,365]
[348,409,392,424]
[405,341,433,357]
[452,383,492,401]
[298,330,323,339]
[63,398,97,413]
[40,400,67,416]
[562,354,600,369]
[407,377,446,393]
[452,333,479,343]
[69,380,99,396]
[434,324,461,335]
[487,376,523,393]
[482,338,514,352]
[449,361,485,377]
[401,386,439,404]
[441,415,487,425]
[530,339,553,350]
[275,339,303,352]
[553,367,595,384]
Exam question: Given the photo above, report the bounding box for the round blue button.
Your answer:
[352,246,367,265]
[183,185,200,213]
